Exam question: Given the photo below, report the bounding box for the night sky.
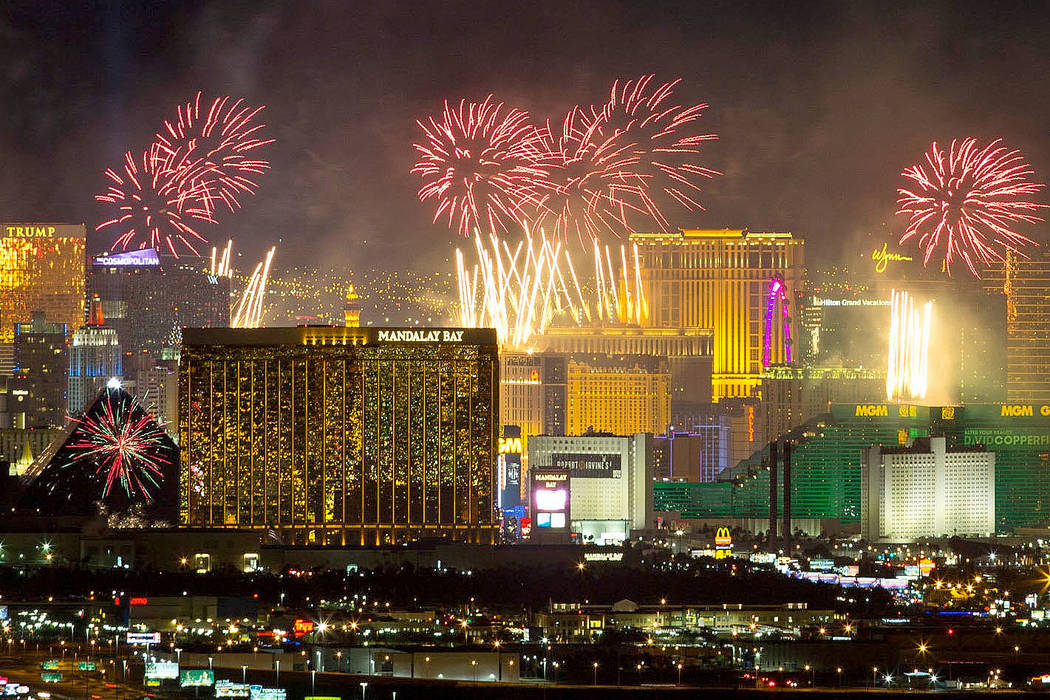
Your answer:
[1,0,1048,272]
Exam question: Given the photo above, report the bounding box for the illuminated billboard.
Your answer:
[498,425,523,512]
[532,470,569,530]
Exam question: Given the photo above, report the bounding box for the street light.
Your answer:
[359,682,367,700]
[677,663,683,685]
[593,662,599,685]
[872,666,878,687]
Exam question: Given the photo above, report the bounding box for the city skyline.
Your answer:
[0,2,1047,274]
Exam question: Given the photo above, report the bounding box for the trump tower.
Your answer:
[179,326,499,545]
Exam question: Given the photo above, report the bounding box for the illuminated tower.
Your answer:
[983,250,1050,402]
[344,285,361,328]
[68,298,122,416]
[632,229,805,400]
[0,223,85,373]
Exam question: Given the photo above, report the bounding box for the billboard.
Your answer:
[145,662,179,680]
[180,670,215,688]
[498,425,523,511]
[550,452,620,478]
[127,632,161,644]
[532,470,569,529]
[215,681,251,698]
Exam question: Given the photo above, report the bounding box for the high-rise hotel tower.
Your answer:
[632,229,805,400]
[179,326,499,545]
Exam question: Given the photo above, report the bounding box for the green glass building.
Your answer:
[657,403,1050,533]
[179,326,499,546]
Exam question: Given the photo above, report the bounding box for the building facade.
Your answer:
[656,402,1050,535]
[861,437,994,541]
[632,229,805,400]
[12,312,68,428]
[179,327,499,545]
[68,300,122,416]
[566,357,670,436]
[86,249,230,354]
[528,432,654,543]
[535,326,713,405]
[0,223,85,374]
[984,252,1050,402]
[499,352,567,444]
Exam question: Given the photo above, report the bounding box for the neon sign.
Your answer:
[872,243,913,273]
[762,277,792,368]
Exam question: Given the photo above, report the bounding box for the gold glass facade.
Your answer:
[179,327,499,545]
[566,359,670,436]
[984,251,1050,402]
[632,229,805,400]
[0,224,86,345]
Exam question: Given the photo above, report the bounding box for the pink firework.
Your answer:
[412,95,549,235]
[156,91,273,213]
[61,391,173,500]
[897,138,1047,277]
[536,75,718,242]
[95,146,215,257]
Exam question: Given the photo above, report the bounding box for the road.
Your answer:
[0,650,153,700]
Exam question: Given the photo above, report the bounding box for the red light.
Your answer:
[767,680,776,687]
[947,628,954,635]
[129,597,148,606]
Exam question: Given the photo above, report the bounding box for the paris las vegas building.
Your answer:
[178,326,499,545]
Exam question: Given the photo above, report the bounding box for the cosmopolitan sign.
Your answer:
[376,330,464,343]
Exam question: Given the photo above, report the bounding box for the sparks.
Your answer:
[95,146,216,257]
[456,223,647,350]
[537,75,719,242]
[156,91,274,213]
[61,389,173,500]
[897,138,1047,277]
[886,289,932,402]
[413,96,548,236]
[232,246,277,329]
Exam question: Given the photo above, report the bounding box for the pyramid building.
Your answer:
[19,384,178,520]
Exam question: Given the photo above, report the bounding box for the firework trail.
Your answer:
[62,389,173,500]
[536,75,718,242]
[897,138,1047,277]
[95,146,216,257]
[413,95,549,235]
[233,246,277,328]
[156,91,274,213]
[456,223,647,349]
[886,289,932,401]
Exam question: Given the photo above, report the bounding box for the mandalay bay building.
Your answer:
[179,326,499,545]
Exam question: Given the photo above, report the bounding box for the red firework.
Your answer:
[156,91,273,213]
[897,138,1047,277]
[591,75,718,228]
[95,146,215,257]
[412,95,548,235]
[61,390,172,500]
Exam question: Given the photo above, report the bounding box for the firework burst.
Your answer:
[62,389,173,500]
[412,95,549,235]
[156,91,274,213]
[897,138,1047,277]
[95,146,215,257]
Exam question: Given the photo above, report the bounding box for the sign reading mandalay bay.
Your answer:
[376,329,465,342]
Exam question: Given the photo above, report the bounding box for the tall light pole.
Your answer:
[593,662,598,685]
[359,681,367,700]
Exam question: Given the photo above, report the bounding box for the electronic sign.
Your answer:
[180,670,215,688]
